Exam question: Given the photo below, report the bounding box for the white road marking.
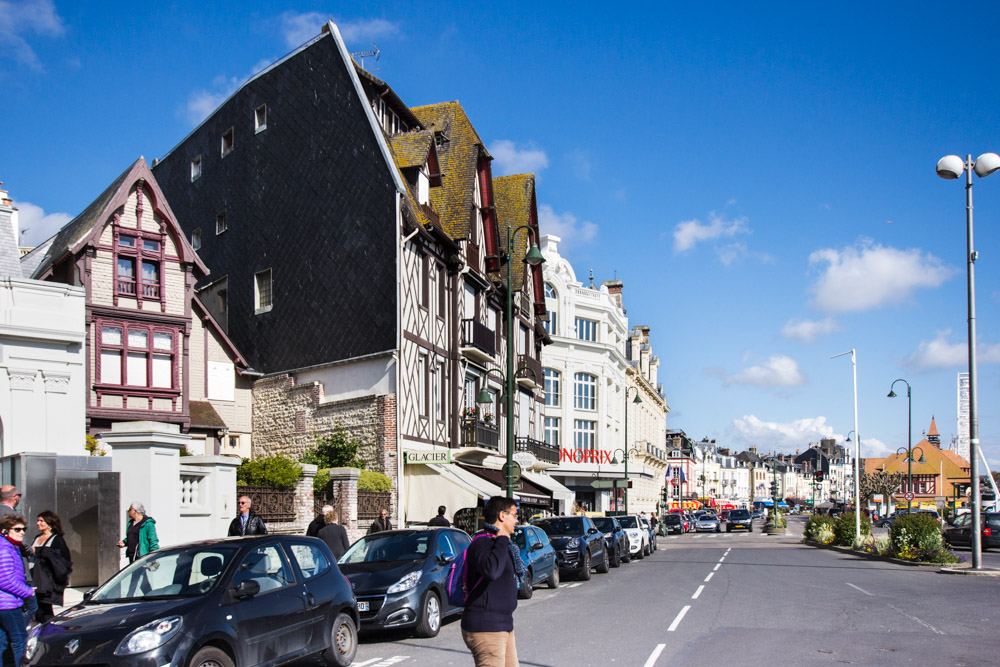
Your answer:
[667,605,692,632]
[725,548,731,555]
[692,535,702,539]
[704,572,715,582]
[643,643,666,667]
[353,660,383,667]
[566,582,582,588]
[692,585,705,599]
[889,604,945,635]
[846,582,873,597]
[719,556,725,562]
[713,563,721,571]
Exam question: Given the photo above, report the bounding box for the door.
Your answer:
[533,527,556,582]
[228,543,309,666]
[286,541,336,655]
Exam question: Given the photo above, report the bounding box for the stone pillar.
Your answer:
[260,463,316,535]
[327,467,361,541]
[101,420,190,555]
[180,455,240,539]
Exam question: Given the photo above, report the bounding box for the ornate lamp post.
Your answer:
[888,378,913,511]
[611,446,642,514]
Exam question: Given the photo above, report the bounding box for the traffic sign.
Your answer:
[502,461,522,487]
[904,492,915,501]
[591,480,613,489]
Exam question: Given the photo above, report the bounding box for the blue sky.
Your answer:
[4,1,1000,466]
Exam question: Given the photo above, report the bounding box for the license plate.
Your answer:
[734,524,744,528]
[357,601,369,612]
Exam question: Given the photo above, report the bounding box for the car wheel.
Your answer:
[748,525,753,532]
[610,545,621,568]
[321,612,358,667]
[621,543,631,563]
[414,590,441,638]
[596,548,610,574]
[547,566,560,589]
[189,647,235,667]
[579,551,592,580]
[518,569,534,600]
[635,543,644,560]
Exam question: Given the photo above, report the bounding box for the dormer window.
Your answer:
[255,104,267,133]
[221,127,234,157]
[115,233,163,301]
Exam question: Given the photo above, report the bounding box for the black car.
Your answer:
[26,536,358,667]
[661,514,684,535]
[533,516,609,580]
[943,512,1000,550]
[591,516,629,567]
[338,528,470,637]
[727,509,753,532]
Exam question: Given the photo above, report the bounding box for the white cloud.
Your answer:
[722,355,805,388]
[489,140,549,176]
[338,17,400,44]
[715,241,772,267]
[538,204,597,251]
[808,240,954,312]
[860,437,891,457]
[0,0,65,69]
[906,330,1000,369]
[184,74,243,125]
[781,317,839,342]
[673,213,749,253]
[279,13,400,48]
[731,415,841,452]
[15,201,71,245]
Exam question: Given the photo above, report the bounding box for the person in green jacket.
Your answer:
[116,502,159,563]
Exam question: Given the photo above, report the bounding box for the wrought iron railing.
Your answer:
[517,354,542,385]
[461,318,496,357]
[358,491,392,524]
[462,419,500,451]
[515,436,559,464]
[237,485,296,523]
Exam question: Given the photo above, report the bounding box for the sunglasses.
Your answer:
[8,527,25,533]
[239,501,250,505]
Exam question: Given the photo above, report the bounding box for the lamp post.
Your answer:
[887,379,913,511]
[936,152,999,569]
[895,445,925,510]
[831,349,862,544]
[477,226,545,499]
[611,446,642,514]
[619,386,642,512]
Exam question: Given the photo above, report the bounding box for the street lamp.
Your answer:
[477,223,544,500]
[937,152,999,570]
[611,446,642,514]
[831,349,861,543]
[619,387,642,512]
[888,379,913,511]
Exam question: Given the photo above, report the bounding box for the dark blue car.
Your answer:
[513,525,559,599]
[591,516,629,567]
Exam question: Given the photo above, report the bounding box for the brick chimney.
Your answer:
[603,279,623,309]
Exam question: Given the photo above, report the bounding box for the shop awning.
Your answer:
[522,471,576,510]
[403,463,502,527]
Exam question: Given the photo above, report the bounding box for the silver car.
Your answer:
[694,515,721,533]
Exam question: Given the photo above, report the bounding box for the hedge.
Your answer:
[889,512,955,563]
[833,512,872,546]
[359,469,392,492]
[236,455,303,490]
[804,515,837,544]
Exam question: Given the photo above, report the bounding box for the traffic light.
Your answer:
[770,481,779,498]
[661,487,670,503]
[814,471,824,482]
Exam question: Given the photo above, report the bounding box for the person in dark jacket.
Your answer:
[30,511,72,623]
[462,496,520,667]
[307,505,333,538]
[0,515,34,665]
[228,496,268,537]
[428,505,451,527]
[368,509,391,534]
[317,508,351,560]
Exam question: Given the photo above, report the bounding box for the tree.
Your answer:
[301,426,364,469]
[859,470,905,510]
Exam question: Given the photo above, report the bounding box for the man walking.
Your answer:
[117,502,159,563]
[429,505,451,527]
[368,509,391,534]
[462,496,521,667]
[228,496,268,536]
[317,508,351,560]
[307,505,333,537]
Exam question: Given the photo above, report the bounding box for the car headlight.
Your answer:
[566,538,580,550]
[24,628,39,661]
[114,616,183,656]
[386,571,421,594]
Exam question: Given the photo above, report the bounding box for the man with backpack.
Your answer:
[461,496,522,667]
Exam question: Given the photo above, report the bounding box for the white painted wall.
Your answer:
[296,354,395,402]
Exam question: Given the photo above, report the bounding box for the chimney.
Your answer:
[0,182,18,244]
[604,279,623,308]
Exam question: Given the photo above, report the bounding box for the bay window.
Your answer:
[115,232,163,300]
[98,321,177,391]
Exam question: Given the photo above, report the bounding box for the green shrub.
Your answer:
[889,512,953,562]
[804,515,836,543]
[833,512,872,546]
[358,469,392,492]
[301,427,364,469]
[237,455,303,490]
[313,468,331,496]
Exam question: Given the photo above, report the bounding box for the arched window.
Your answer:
[543,368,560,407]
[544,282,557,299]
[544,282,558,335]
[573,372,597,411]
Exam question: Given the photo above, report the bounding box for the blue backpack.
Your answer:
[446,532,492,607]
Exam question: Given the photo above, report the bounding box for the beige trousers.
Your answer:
[462,630,519,667]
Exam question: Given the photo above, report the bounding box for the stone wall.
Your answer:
[265,464,317,535]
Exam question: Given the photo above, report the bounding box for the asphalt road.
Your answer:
[299,517,1000,666]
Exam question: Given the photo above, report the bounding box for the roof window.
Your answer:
[255,104,267,133]
[221,127,234,157]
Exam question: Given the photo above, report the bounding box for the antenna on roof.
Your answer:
[352,45,381,70]
[588,268,595,288]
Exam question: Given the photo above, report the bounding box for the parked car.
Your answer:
[694,514,722,533]
[513,525,560,599]
[943,513,1000,550]
[640,517,657,552]
[26,536,359,667]
[683,512,698,532]
[727,509,753,532]
[615,515,651,558]
[534,515,609,580]
[592,516,629,567]
[751,509,766,521]
[661,514,685,535]
[339,528,470,638]
[880,509,943,529]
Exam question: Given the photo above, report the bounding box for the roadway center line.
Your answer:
[718,556,725,562]
[888,604,945,635]
[353,660,382,667]
[713,563,721,571]
[692,585,705,599]
[667,605,692,632]
[566,582,582,589]
[692,535,702,539]
[643,643,666,667]
[846,582,873,597]
[704,572,715,583]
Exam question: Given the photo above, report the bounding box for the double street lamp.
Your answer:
[475,224,544,499]
[611,446,642,514]
[936,151,1000,570]
[887,379,913,511]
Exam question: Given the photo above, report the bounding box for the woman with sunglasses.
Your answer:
[31,511,72,623]
[0,514,35,664]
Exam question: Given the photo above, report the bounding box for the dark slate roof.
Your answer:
[493,174,536,291]
[21,159,138,279]
[0,209,22,279]
[410,102,485,241]
[353,64,422,130]
[189,400,227,429]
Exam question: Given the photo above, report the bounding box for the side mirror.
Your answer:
[233,580,260,599]
[437,553,456,565]
[83,589,95,601]
[531,542,545,551]
[587,527,598,535]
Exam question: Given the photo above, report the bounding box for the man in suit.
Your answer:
[368,508,391,534]
[228,496,268,536]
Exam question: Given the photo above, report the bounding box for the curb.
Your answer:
[937,566,1000,577]
[804,540,943,568]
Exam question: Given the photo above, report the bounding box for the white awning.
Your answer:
[403,463,502,526]
[523,471,576,511]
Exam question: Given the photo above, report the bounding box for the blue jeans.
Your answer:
[0,606,27,666]
[21,595,36,626]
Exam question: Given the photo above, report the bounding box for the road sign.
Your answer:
[502,461,522,487]
[512,451,537,469]
[591,480,614,489]
[614,479,632,489]
[904,492,915,501]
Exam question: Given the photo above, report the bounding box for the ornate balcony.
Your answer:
[461,419,499,452]
[460,318,496,364]
[515,436,559,465]
[516,354,542,389]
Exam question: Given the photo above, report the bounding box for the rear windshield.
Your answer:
[729,511,751,520]
[534,518,585,537]
[617,516,638,529]
[985,514,1000,528]
[592,518,617,532]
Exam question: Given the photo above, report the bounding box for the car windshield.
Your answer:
[664,515,681,523]
[699,516,717,522]
[340,532,432,564]
[729,511,751,520]
[592,518,616,532]
[535,518,584,537]
[513,528,528,548]
[91,545,238,602]
[617,516,638,529]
